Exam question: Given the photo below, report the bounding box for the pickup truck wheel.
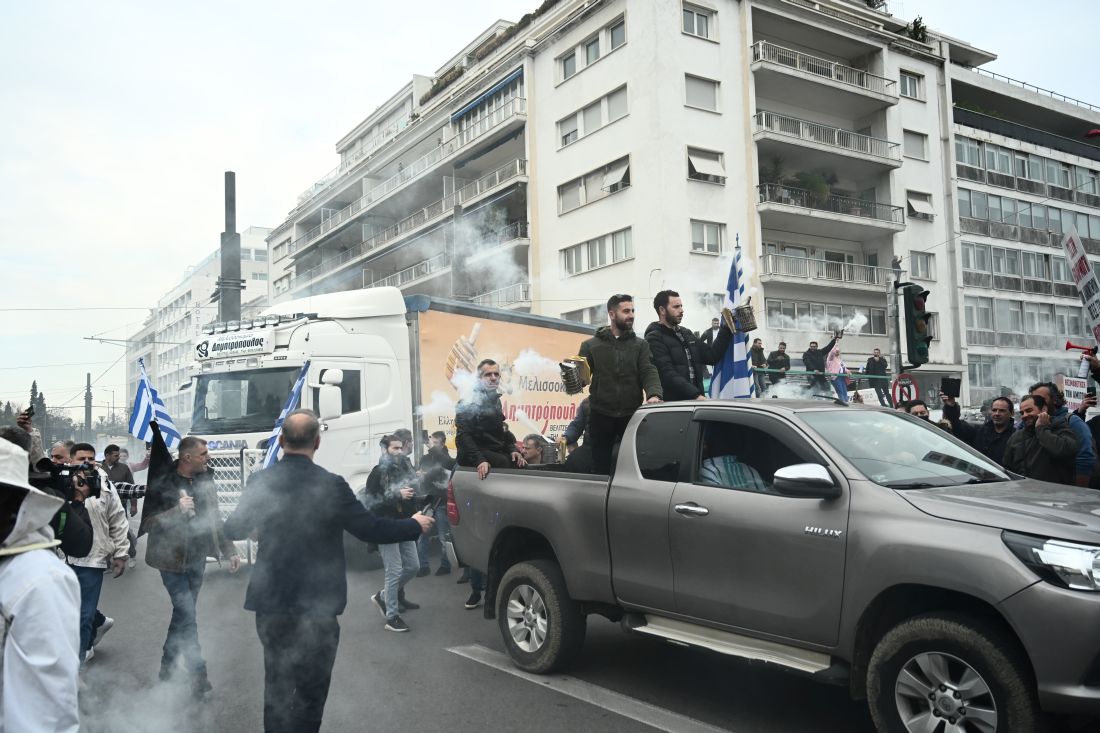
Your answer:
[497,559,586,674]
[867,613,1042,733]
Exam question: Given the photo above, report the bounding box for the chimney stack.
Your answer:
[217,171,243,322]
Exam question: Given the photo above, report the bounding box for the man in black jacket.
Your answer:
[225,411,430,733]
[865,348,892,407]
[803,336,837,395]
[750,338,768,397]
[942,395,1016,466]
[455,359,526,480]
[417,431,455,577]
[644,290,732,402]
[1002,395,1080,484]
[766,343,790,386]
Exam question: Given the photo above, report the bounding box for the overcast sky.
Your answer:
[0,0,1093,425]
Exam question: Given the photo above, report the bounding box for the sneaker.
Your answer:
[191,673,213,697]
[385,615,409,632]
[416,567,430,578]
[371,592,387,618]
[464,592,482,610]
[83,647,95,664]
[92,616,114,647]
[127,557,137,569]
[435,566,452,576]
[398,594,420,612]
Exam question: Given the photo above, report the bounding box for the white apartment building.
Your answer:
[125,226,272,433]
[267,0,1099,405]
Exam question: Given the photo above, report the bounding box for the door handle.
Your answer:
[674,503,709,517]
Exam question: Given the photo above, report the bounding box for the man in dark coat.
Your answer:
[766,343,790,385]
[749,338,768,397]
[864,348,892,407]
[417,431,455,577]
[455,359,525,479]
[803,336,838,394]
[1002,395,1080,485]
[942,395,1016,466]
[224,410,431,733]
[580,294,663,475]
[644,290,732,402]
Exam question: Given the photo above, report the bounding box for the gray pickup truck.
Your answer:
[448,400,1100,733]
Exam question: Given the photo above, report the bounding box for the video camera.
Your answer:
[29,460,101,502]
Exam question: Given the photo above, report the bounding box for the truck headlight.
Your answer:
[1003,531,1100,591]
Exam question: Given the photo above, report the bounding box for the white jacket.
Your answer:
[1,484,81,733]
[66,471,128,569]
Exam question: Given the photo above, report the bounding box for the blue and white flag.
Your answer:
[128,357,182,448]
[710,239,754,399]
[262,361,311,468]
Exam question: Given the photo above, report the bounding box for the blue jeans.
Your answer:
[418,509,451,571]
[71,565,105,659]
[379,541,419,618]
[832,376,849,403]
[469,567,485,593]
[159,559,207,675]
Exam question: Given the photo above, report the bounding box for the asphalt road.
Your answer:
[81,536,881,733]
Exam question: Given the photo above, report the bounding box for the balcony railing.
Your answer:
[753,111,900,161]
[751,41,897,97]
[757,183,905,224]
[290,159,528,292]
[288,97,527,256]
[760,253,890,287]
[374,252,452,289]
[297,116,413,205]
[472,282,531,308]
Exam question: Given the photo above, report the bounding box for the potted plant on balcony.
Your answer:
[793,171,831,209]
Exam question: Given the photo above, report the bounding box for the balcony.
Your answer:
[289,159,528,294]
[472,282,531,309]
[288,97,527,258]
[753,111,901,176]
[371,252,452,289]
[296,115,413,208]
[466,221,531,263]
[757,183,905,240]
[759,253,890,292]
[751,41,897,117]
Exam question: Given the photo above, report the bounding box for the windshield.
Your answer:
[191,367,301,434]
[800,410,1010,488]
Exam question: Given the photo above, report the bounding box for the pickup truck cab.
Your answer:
[449,400,1100,733]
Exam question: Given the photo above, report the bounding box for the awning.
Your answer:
[602,161,630,189]
[450,67,524,123]
[907,196,935,217]
[688,152,725,178]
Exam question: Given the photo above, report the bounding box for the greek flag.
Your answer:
[710,240,754,399]
[128,357,182,448]
[262,361,311,468]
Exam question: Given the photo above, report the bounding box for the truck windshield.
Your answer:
[800,410,1010,488]
[191,367,301,434]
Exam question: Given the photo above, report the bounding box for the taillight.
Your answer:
[446,480,460,525]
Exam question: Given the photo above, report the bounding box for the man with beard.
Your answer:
[865,348,892,407]
[803,335,838,395]
[416,431,455,578]
[749,338,768,397]
[1003,394,1080,485]
[581,294,663,475]
[455,359,526,480]
[766,342,790,386]
[1029,381,1096,487]
[644,290,732,402]
[941,395,1016,465]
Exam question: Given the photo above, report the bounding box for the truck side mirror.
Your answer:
[317,385,342,422]
[773,463,841,499]
[321,369,344,386]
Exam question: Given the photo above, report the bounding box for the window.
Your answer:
[606,86,628,122]
[682,4,713,39]
[962,242,991,272]
[965,296,994,330]
[310,369,362,415]
[1046,159,1071,189]
[561,52,577,80]
[903,130,927,159]
[910,252,935,280]
[1076,167,1099,196]
[253,249,268,261]
[1017,202,1032,229]
[585,37,600,65]
[995,300,1023,332]
[764,298,887,335]
[906,191,934,221]
[1056,305,1084,336]
[251,272,268,281]
[558,156,631,214]
[1002,198,1017,225]
[958,188,972,219]
[582,102,602,135]
[900,71,923,99]
[561,305,606,325]
[558,179,582,213]
[1024,302,1054,333]
[273,242,289,261]
[992,247,1020,276]
[1031,203,1047,231]
[1048,207,1062,234]
[984,144,1012,174]
[691,219,724,254]
[988,195,1002,223]
[559,115,578,146]
[969,354,996,388]
[561,228,633,276]
[636,411,692,481]
[971,191,988,220]
[609,20,626,49]
[1052,256,1071,283]
[557,86,628,148]
[1021,252,1048,280]
[687,147,725,184]
[955,137,981,167]
[696,420,807,494]
[685,74,718,111]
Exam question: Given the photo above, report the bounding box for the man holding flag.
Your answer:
[710,239,756,400]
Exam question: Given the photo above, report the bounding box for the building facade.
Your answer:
[267,0,1100,405]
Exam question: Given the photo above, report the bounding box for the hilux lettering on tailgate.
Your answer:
[804,525,844,538]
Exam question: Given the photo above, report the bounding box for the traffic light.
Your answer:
[901,284,932,367]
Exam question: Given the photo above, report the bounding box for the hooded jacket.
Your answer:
[419,445,456,500]
[579,326,663,417]
[644,321,732,401]
[1,481,81,733]
[1002,413,1080,485]
[361,454,418,520]
[139,460,237,573]
[455,387,519,466]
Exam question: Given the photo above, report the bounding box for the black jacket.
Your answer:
[455,388,518,466]
[766,350,790,384]
[865,356,889,377]
[943,402,1016,466]
[579,326,663,417]
[644,321,732,401]
[419,446,455,499]
[1002,417,1081,485]
[802,337,837,374]
[223,454,420,616]
[563,398,590,446]
[362,455,418,519]
[141,461,236,573]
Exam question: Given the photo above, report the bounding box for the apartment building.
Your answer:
[267,0,1099,405]
[125,226,272,433]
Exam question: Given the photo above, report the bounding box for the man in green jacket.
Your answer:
[579,294,663,474]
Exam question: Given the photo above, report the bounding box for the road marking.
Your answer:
[447,644,733,733]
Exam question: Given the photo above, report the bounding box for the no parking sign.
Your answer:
[891,373,919,405]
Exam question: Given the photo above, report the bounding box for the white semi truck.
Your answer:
[187,287,592,489]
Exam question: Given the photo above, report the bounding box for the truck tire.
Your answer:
[867,612,1043,733]
[496,559,586,674]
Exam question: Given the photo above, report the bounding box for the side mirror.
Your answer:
[773,463,841,499]
[321,369,344,386]
[317,385,342,422]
